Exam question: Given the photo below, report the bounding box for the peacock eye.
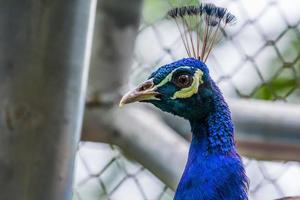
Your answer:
[172,74,193,88]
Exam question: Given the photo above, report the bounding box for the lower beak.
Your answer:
[119,79,160,107]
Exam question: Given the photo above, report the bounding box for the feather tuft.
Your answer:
[167,3,236,62]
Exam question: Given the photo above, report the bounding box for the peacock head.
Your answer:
[120,4,236,121]
[120,58,216,121]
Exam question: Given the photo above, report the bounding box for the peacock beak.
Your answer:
[119,78,160,107]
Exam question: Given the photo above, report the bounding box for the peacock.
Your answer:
[119,3,299,200]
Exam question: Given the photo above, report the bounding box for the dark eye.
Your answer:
[172,74,193,88]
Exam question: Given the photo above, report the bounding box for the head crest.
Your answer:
[167,3,236,62]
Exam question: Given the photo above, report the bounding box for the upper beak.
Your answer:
[119,78,160,107]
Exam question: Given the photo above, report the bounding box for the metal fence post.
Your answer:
[87,0,143,102]
[0,0,96,199]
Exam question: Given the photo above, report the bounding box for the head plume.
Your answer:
[167,3,236,62]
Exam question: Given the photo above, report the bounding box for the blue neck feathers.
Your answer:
[174,81,248,200]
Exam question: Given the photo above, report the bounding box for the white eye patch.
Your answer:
[172,69,203,99]
[154,67,204,99]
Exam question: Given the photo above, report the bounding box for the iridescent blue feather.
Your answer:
[150,58,249,200]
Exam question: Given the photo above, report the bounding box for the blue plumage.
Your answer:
[119,3,299,200]
[148,58,249,199]
[148,59,210,120]
[119,3,249,199]
[120,58,249,199]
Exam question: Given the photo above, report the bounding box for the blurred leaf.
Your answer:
[254,30,300,100]
[143,0,200,24]
[254,85,274,100]
[168,0,200,7]
[254,78,297,100]
[143,0,170,24]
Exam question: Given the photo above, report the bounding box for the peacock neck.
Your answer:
[186,94,237,168]
[174,83,248,200]
[190,79,236,155]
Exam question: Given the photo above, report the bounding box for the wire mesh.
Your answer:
[74,143,173,200]
[74,143,300,200]
[75,0,300,199]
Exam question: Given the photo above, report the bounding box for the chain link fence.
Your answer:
[74,0,300,199]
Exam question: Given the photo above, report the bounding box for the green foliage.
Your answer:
[254,32,300,100]
[143,0,169,23]
[143,0,200,24]
[253,79,297,100]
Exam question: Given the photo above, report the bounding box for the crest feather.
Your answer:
[167,3,236,62]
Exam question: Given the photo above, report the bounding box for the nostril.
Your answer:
[155,93,163,99]
[138,81,154,91]
[137,85,146,91]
